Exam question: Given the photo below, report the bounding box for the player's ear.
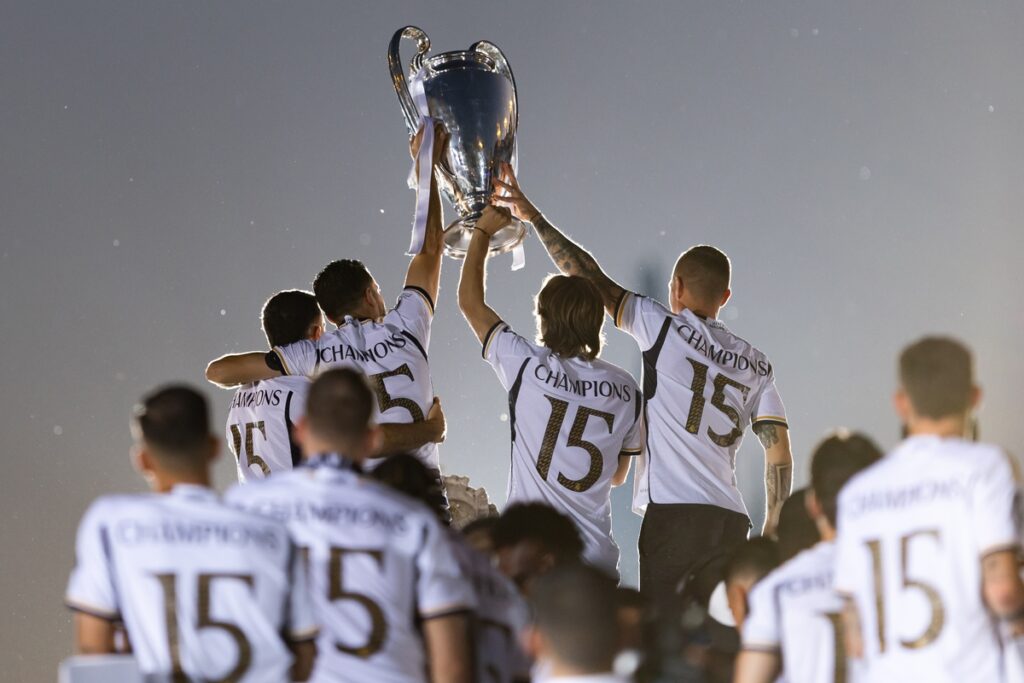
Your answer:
[969,385,982,411]
[131,445,157,485]
[366,425,383,456]
[893,388,912,425]
[295,417,310,453]
[720,287,732,307]
[521,625,544,661]
[309,319,325,341]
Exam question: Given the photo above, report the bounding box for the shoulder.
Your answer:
[589,357,640,388]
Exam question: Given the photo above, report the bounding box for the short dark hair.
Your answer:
[461,515,498,540]
[530,562,619,671]
[492,503,584,563]
[305,368,374,447]
[261,289,321,348]
[810,430,883,527]
[313,259,374,322]
[134,385,211,459]
[776,488,820,561]
[535,275,604,360]
[724,537,779,586]
[673,245,731,304]
[372,453,448,525]
[899,336,974,419]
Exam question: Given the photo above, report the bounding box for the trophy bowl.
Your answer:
[388,26,528,258]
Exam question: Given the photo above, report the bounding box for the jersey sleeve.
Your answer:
[285,542,319,641]
[833,488,862,597]
[614,292,673,351]
[751,373,788,428]
[621,389,644,456]
[65,500,120,621]
[742,576,781,651]
[416,517,477,620]
[272,339,319,378]
[484,322,538,391]
[385,287,434,351]
[971,450,1020,557]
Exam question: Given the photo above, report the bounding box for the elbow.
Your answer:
[205,360,230,387]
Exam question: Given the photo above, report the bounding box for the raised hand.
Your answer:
[409,121,450,167]
[425,396,447,444]
[475,206,512,238]
[491,162,541,223]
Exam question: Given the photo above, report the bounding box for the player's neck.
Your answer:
[906,415,970,439]
[152,471,211,493]
[680,302,719,319]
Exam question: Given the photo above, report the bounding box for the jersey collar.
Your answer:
[303,452,362,473]
[168,483,218,501]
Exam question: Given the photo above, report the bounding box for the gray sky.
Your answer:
[2,1,1022,678]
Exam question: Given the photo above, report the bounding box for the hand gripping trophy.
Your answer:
[388,26,528,261]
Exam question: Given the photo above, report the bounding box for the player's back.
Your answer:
[834,436,1017,682]
[745,541,861,683]
[484,322,642,572]
[65,485,313,683]
[614,293,786,515]
[226,458,475,683]
[226,375,309,482]
[272,288,437,469]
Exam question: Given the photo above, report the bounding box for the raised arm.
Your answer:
[206,351,281,388]
[752,422,793,536]
[457,206,507,343]
[492,162,626,316]
[404,122,449,305]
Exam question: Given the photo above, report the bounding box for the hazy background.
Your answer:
[2,1,1022,678]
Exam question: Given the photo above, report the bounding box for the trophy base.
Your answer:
[442,215,529,259]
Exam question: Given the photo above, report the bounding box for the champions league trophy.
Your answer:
[388,26,528,259]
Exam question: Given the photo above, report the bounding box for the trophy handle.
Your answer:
[470,40,519,134]
[388,26,431,133]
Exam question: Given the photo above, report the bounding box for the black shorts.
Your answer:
[638,502,750,606]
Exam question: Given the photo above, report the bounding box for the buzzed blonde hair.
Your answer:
[674,245,731,304]
[534,275,605,360]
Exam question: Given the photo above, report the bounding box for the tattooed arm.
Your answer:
[753,421,793,537]
[491,162,626,316]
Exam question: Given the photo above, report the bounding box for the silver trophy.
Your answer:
[388,26,528,258]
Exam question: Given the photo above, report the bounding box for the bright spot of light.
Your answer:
[112,239,120,247]
[53,425,63,436]
[988,104,995,113]
[219,309,227,316]
[499,413,509,422]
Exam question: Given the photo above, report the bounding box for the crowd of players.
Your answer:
[64,125,1024,682]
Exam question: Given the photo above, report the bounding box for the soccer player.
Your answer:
[65,385,317,682]
[226,368,476,683]
[491,163,793,602]
[834,337,1024,682]
[524,563,627,683]
[736,431,882,683]
[226,289,323,482]
[491,502,586,595]
[206,125,449,476]
[723,537,781,632]
[458,206,643,575]
[373,454,532,683]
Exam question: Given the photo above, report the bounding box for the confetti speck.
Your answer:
[859,166,872,181]
[219,309,227,316]
[379,209,385,214]
[112,239,120,247]
[53,425,63,436]
[499,413,509,422]
[988,104,995,113]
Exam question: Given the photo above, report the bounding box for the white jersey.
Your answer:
[834,436,1019,683]
[744,541,863,683]
[484,321,643,573]
[225,456,476,683]
[273,287,438,470]
[226,375,309,482]
[614,292,787,516]
[65,485,316,683]
[447,529,531,683]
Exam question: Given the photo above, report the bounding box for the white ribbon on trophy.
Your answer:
[405,70,435,256]
[406,70,526,270]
